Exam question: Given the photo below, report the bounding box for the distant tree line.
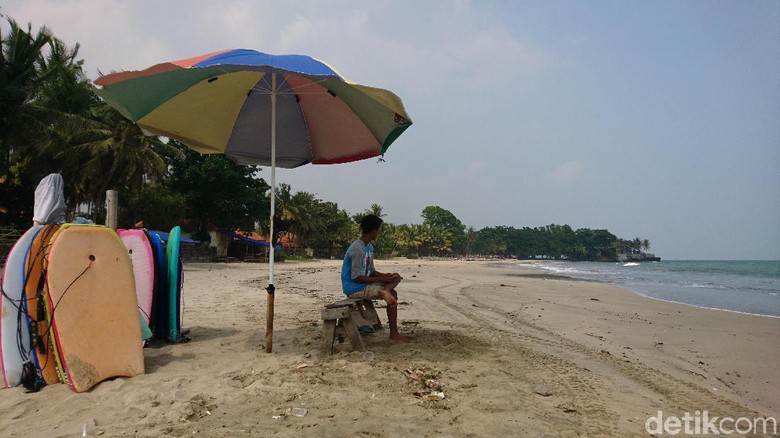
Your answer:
[1,17,652,262]
[359,208,650,262]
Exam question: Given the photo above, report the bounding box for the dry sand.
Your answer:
[1,258,778,437]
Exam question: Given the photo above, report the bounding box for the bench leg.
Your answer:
[342,313,366,352]
[321,319,337,356]
[335,324,346,344]
[362,300,383,331]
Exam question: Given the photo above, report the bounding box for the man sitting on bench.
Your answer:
[341,214,407,343]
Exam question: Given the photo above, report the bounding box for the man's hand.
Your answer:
[381,272,402,283]
[364,272,402,284]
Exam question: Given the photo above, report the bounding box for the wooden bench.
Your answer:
[321,298,382,355]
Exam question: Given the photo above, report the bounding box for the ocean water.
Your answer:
[521,260,780,318]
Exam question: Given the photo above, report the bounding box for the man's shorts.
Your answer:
[349,283,384,300]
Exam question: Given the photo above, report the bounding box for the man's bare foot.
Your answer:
[389,333,408,343]
[379,289,397,306]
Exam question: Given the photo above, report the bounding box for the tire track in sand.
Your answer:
[430,277,619,435]
[432,276,758,426]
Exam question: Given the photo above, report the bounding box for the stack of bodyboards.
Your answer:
[117,226,187,344]
[0,224,186,393]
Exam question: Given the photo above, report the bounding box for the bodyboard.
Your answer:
[23,224,61,385]
[146,231,168,340]
[166,226,183,342]
[0,225,41,388]
[45,224,144,392]
[117,229,155,325]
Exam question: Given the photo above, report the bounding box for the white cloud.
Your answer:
[3,0,547,95]
[548,160,584,182]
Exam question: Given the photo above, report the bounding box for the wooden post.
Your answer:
[105,190,118,229]
[321,319,336,356]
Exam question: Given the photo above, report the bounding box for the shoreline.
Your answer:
[499,259,780,320]
[630,289,780,320]
[508,264,780,320]
[0,258,777,436]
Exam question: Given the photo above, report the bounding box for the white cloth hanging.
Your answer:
[33,173,66,225]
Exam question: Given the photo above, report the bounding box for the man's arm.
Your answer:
[369,270,402,282]
[353,272,391,284]
[353,271,402,284]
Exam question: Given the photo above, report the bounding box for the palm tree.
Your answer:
[396,224,422,256]
[574,244,588,260]
[264,183,295,247]
[465,226,477,256]
[416,223,452,256]
[0,19,53,175]
[3,27,180,218]
[72,106,182,215]
[352,203,386,225]
[428,223,453,255]
[367,203,385,218]
[633,238,642,255]
[13,36,106,211]
[310,200,355,257]
[287,191,319,253]
[273,183,295,222]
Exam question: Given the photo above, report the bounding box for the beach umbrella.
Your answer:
[92,49,412,352]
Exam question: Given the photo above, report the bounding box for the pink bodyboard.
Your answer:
[117,229,155,325]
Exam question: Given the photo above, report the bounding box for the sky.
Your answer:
[2,0,779,260]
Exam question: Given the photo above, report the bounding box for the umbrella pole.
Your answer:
[265,73,277,353]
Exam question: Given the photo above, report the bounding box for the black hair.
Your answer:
[360,214,383,234]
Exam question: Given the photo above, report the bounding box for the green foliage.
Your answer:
[273,183,353,254]
[274,185,356,258]
[373,222,397,257]
[473,225,620,261]
[1,18,183,225]
[167,142,270,239]
[121,182,186,231]
[306,200,356,258]
[421,205,466,253]
[0,171,34,227]
[0,19,53,175]
[375,221,453,258]
[352,203,385,224]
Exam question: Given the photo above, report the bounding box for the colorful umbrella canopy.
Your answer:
[93,49,412,168]
[93,49,412,352]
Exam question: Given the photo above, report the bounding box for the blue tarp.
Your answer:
[223,231,282,250]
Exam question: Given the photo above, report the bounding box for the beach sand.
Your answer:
[1,259,778,437]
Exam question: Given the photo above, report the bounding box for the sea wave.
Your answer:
[517,260,780,318]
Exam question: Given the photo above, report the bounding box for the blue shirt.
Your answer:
[341,239,374,295]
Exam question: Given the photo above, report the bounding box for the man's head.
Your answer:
[360,214,383,239]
